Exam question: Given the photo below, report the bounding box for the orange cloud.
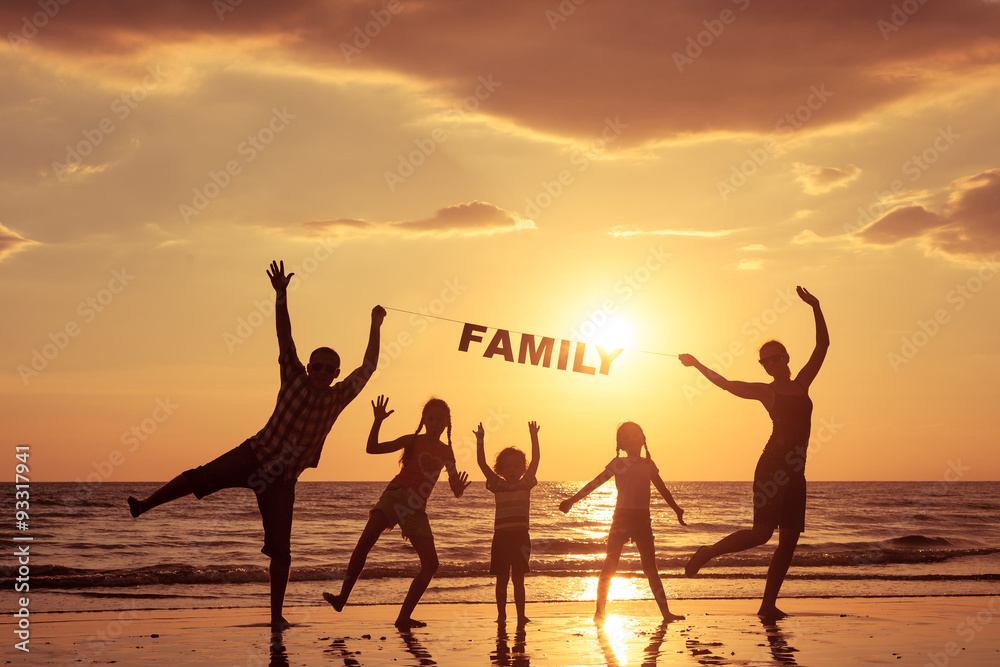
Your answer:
[302,201,534,239]
[5,0,999,144]
[860,169,1000,256]
[794,164,861,195]
[0,223,37,261]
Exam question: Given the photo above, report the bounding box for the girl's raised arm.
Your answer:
[793,286,829,390]
[366,395,408,454]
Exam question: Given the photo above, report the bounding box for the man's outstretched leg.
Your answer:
[128,474,194,517]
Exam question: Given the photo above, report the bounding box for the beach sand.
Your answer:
[6,597,999,666]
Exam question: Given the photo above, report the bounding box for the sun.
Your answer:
[584,315,635,351]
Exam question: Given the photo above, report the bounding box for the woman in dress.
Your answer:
[679,286,828,618]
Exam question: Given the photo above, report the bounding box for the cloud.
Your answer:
[729,258,763,271]
[5,0,999,144]
[0,223,38,261]
[794,163,861,195]
[302,201,534,239]
[608,227,741,238]
[859,169,1000,256]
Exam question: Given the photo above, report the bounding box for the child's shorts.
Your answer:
[371,481,433,541]
[608,508,653,545]
[490,529,531,575]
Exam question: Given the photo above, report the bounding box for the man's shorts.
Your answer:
[608,508,654,545]
[490,529,531,576]
[370,481,433,541]
[182,440,295,564]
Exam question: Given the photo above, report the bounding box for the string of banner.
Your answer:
[384,307,677,378]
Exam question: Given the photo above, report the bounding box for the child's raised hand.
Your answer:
[473,422,485,441]
[559,498,573,514]
[371,395,394,421]
[528,421,539,437]
[675,507,687,526]
[450,470,472,497]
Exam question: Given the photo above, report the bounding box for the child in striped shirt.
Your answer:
[476,421,540,626]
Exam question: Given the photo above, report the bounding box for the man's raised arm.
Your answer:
[344,305,386,391]
[267,260,295,355]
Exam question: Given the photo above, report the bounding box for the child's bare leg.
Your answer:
[128,474,194,517]
[495,570,510,623]
[595,534,627,625]
[395,534,438,628]
[636,536,682,622]
[512,571,528,625]
[686,524,774,576]
[759,526,799,618]
[324,513,388,611]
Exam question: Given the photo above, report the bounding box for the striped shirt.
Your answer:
[248,344,368,481]
[485,473,537,532]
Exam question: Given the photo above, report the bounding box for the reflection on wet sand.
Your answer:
[491,623,530,666]
[760,618,799,665]
[597,617,676,666]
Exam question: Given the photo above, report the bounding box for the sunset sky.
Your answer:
[3,0,998,484]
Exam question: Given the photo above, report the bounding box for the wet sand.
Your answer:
[6,596,1000,665]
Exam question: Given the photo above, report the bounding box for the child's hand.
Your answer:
[372,395,394,421]
[451,470,472,497]
[473,422,485,441]
[528,421,539,437]
[559,499,573,514]
[675,507,686,526]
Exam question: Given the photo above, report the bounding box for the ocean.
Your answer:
[4,481,998,614]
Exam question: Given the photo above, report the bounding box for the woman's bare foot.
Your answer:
[323,591,345,612]
[660,611,685,623]
[270,616,291,632]
[757,605,788,620]
[127,496,145,518]
[395,617,427,629]
[516,616,530,626]
[685,546,711,577]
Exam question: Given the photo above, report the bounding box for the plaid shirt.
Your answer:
[248,344,368,481]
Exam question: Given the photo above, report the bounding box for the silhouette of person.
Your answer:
[679,286,828,619]
[128,260,385,631]
[476,421,541,626]
[560,422,686,625]
[324,395,471,628]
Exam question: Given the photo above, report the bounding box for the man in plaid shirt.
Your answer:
[128,260,385,631]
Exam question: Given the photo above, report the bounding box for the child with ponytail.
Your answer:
[324,395,470,628]
[560,422,686,625]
